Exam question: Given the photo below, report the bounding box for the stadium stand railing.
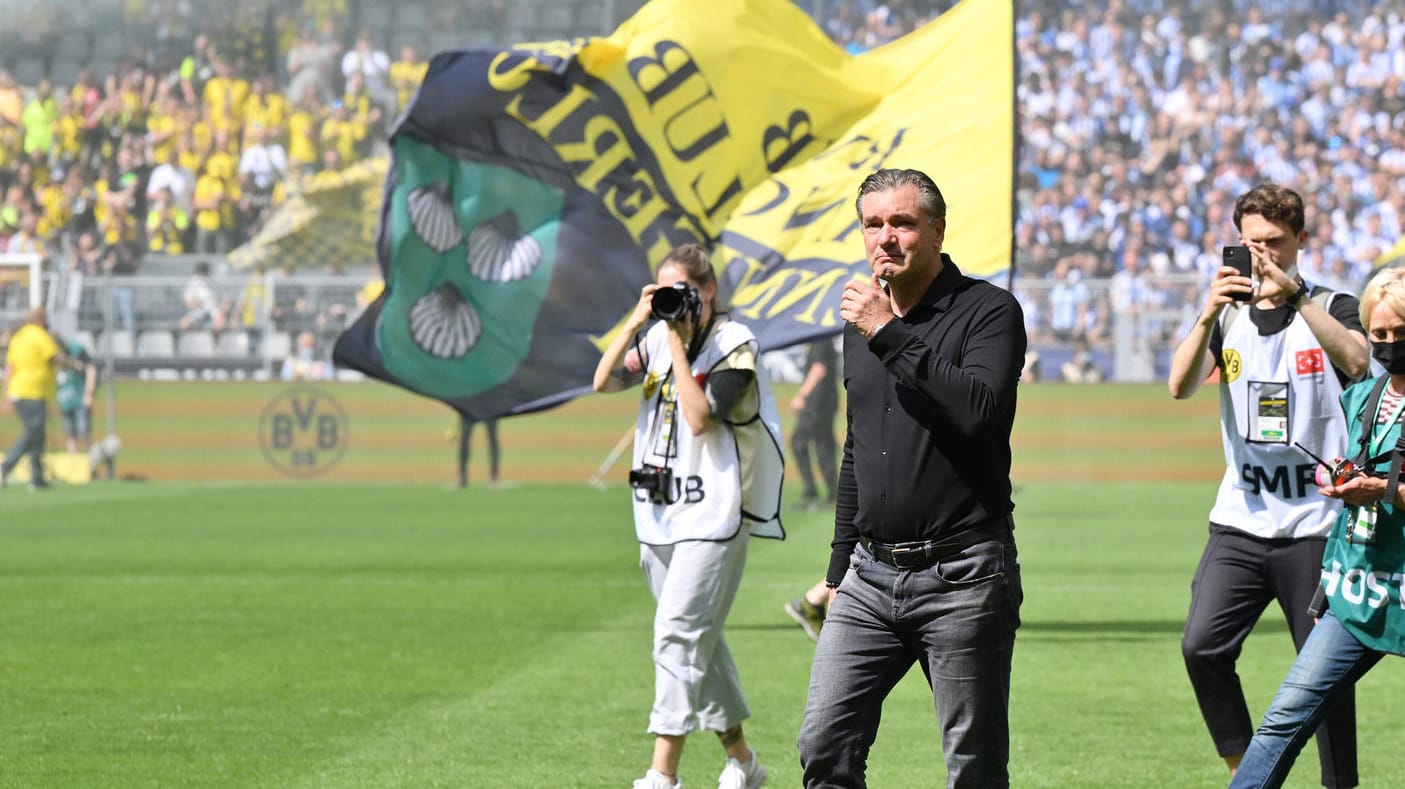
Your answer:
[40,266,376,380]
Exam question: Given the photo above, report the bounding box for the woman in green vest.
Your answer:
[1232,266,1405,788]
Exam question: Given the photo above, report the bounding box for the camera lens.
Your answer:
[651,287,685,321]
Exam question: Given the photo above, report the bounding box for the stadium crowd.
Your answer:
[2,0,1405,361]
[0,0,422,283]
[810,0,1405,354]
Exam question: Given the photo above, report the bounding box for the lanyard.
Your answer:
[1370,387,1405,458]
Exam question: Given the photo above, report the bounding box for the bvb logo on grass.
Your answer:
[259,386,350,478]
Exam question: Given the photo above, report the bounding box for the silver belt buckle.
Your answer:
[889,545,921,568]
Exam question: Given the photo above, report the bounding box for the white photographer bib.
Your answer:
[632,319,785,545]
[1209,301,1348,539]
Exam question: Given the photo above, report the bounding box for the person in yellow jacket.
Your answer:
[390,44,428,114]
[54,95,84,170]
[286,86,322,177]
[0,119,18,173]
[202,59,249,136]
[146,186,191,254]
[242,75,288,144]
[36,175,70,241]
[319,100,366,165]
[205,129,239,181]
[202,130,242,237]
[1,307,66,489]
[186,103,215,160]
[146,94,182,166]
[192,163,231,254]
[21,79,58,161]
[175,131,203,175]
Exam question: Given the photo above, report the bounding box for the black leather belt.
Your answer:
[859,516,1012,570]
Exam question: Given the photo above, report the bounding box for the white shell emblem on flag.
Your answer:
[407,183,463,253]
[409,282,482,358]
[467,212,542,283]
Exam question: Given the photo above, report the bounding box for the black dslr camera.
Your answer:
[629,464,674,503]
[651,282,702,322]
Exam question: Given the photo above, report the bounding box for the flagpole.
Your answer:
[588,426,635,489]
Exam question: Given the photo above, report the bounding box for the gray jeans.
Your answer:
[798,532,1022,788]
[3,398,48,483]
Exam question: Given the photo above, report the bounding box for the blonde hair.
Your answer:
[1358,266,1405,329]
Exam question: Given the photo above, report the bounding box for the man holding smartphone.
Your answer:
[1168,182,1367,787]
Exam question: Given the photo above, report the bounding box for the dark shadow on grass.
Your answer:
[700,619,1294,639]
[729,622,825,633]
[1017,618,1290,641]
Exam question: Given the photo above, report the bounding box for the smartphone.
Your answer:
[1222,245,1253,301]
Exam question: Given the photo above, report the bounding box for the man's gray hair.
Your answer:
[854,168,947,226]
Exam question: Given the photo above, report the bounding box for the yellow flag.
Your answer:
[717,0,1014,341]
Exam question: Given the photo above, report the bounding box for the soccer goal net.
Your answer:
[0,254,44,335]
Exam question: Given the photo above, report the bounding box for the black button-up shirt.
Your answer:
[826,255,1026,585]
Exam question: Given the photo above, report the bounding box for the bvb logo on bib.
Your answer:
[1222,348,1244,383]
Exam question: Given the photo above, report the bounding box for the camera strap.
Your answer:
[1350,375,1390,469]
[1351,375,1405,499]
[1385,432,1405,506]
[645,314,719,478]
[631,329,649,371]
[1371,377,1405,502]
[685,314,717,365]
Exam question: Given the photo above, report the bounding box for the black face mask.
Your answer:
[1372,338,1405,374]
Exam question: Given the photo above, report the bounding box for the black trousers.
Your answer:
[790,402,836,500]
[457,417,499,485]
[2,398,47,483]
[1182,524,1357,788]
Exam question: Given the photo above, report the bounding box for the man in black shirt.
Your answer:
[797,168,1026,788]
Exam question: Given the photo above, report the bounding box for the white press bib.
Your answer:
[1209,302,1349,538]
[632,319,785,545]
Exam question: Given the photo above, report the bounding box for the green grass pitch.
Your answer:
[4,478,1403,787]
[1,381,1402,786]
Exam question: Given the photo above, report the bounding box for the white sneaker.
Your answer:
[718,749,767,789]
[633,769,681,789]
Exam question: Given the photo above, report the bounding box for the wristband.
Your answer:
[1285,279,1309,308]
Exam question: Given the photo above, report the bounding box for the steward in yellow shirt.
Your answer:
[5,310,59,401]
[2,307,64,488]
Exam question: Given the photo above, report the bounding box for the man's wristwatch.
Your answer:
[1285,279,1309,308]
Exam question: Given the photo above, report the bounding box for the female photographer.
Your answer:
[593,243,783,789]
[1232,266,1405,787]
